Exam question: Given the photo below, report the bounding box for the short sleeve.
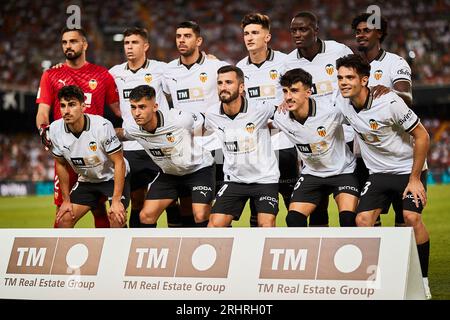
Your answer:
[101,120,122,154]
[36,71,54,105]
[391,57,412,85]
[49,125,63,158]
[390,98,419,132]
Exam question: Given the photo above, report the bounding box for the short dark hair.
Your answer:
[336,54,371,78]
[60,27,87,40]
[129,85,156,101]
[280,68,313,88]
[351,13,388,43]
[123,27,149,41]
[293,11,318,28]
[217,65,244,84]
[241,13,271,31]
[176,21,201,36]
[58,85,85,103]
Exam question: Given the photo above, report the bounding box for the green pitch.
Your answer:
[0,184,449,299]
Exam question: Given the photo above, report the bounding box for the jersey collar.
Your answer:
[297,39,325,61]
[140,110,164,134]
[374,49,386,61]
[125,59,150,73]
[178,52,205,69]
[289,98,316,123]
[351,88,374,113]
[220,96,248,119]
[246,48,275,66]
[64,114,90,138]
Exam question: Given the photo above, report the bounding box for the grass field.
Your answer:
[0,184,449,299]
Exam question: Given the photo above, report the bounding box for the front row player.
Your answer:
[117,85,214,228]
[335,54,431,299]
[49,85,130,228]
[273,68,360,227]
[205,65,280,227]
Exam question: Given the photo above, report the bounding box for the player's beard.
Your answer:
[65,49,82,60]
[357,45,368,52]
[219,90,240,103]
[179,46,195,57]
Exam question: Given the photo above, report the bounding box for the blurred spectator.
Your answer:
[1,0,449,92]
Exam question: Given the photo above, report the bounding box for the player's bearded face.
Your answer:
[64,47,83,60]
[219,86,240,103]
[355,22,379,52]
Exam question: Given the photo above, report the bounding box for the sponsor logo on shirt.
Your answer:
[149,149,164,157]
[105,135,118,146]
[71,157,86,166]
[398,109,413,126]
[397,68,411,77]
[123,89,132,99]
[296,144,312,154]
[225,141,239,152]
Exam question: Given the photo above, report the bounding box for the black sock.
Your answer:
[129,209,140,228]
[140,222,157,228]
[249,199,258,227]
[417,241,430,277]
[166,205,182,227]
[286,210,308,227]
[339,211,357,227]
[181,215,197,227]
[195,220,209,228]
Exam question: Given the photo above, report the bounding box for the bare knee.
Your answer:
[207,214,230,227]
[139,209,158,224]
[356,213,372,227]
[403,212,422,227]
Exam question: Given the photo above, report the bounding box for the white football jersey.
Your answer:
[163,53,227,151]
[283,40,354,142]
[369,50,412,87]
[237,49,293,150]
[205,98,280,184]
[124,109,214,176]
[273,97,355,177]
[335,91,426,174]
[50,114,130,183]
[109,59,169,151]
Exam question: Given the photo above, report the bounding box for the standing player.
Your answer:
[49,85,129,228]
[36,27,120,228]
[118,85,214,227]
[352,12,413,227]
[236,13,297,227]
[205,66,280,227]
[163,21,228,226]
[336,54,431,299]
[283,11,354,226]
[274,68,359,227]
[109,27,170,228]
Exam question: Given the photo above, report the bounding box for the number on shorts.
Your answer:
[360,181,371,196]
[293,176,305,191]
[216,184,229,197]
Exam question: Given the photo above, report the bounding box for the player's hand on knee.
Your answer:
[403,178,427,208]
[109,201,126,225]
[38,124,52,151]
[51,62,64,69]
[56,201,74,224]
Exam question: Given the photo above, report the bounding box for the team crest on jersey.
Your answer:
[245,122,256,134]
[317,126,326,137]
[89,141,97,152]
[369,119,379,130]
[144,73,152,84]
[199,72,208,83]
[88,79,97,90]
[325,64,334,76]
[374,70,383,80]
[269,69,278,80]
[166,132,175,143]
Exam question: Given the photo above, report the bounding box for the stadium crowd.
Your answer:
[1,0,449,92]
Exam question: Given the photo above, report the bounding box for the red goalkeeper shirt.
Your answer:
[36,62,118,120]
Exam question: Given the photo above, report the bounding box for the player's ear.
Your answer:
[265,33,272,43]
[196,36,203,47]
[83,39,88,51]
[361,75,369,87]
[143,41,150,53]
[153,102,159,111]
